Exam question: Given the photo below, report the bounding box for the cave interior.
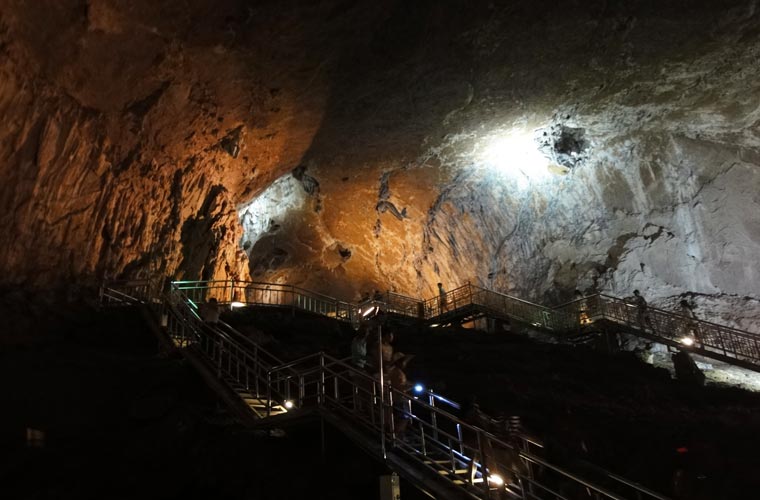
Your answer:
[2,1,760,499]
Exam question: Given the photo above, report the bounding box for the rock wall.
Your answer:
[0,0,335,288]
[237,0,760,330]
[1,0,758,330]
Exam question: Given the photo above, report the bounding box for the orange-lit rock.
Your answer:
[0,1,759,330]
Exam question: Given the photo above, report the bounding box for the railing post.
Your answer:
[266,371,272,417]
[419,419,427,456]
[379,381,387,460]
[388,389,396,447]
[448,437,457,476]
[254,346,260,396]
[370,383,377,427]
[429,391,438,442]
[457,423,464,455]
[476,430,491,498]
[216,339,223,378]
[716,328,728,356]
[318,354,325,406]
[299,375,305,407]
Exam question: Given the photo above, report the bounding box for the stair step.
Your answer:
[437,469,468,475]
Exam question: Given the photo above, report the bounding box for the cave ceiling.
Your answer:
[1,0,759,330]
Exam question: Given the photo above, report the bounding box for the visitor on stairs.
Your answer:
[199,297,221,325]
[351,327,369,370]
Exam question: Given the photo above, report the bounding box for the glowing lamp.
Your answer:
[413,384,424,393]
[680,337,695,346]
[488,474,505,486]
[284,400,294,409]
[481,130,551,188]
[230,301,245,308]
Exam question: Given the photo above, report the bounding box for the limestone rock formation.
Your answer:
[0,0,758,330]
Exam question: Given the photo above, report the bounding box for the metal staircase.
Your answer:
[101,280,671,500]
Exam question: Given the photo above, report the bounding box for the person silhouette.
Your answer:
[633,290,654,332]
[437,283,447,314]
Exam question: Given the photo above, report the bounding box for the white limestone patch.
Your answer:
[238,174,306,253]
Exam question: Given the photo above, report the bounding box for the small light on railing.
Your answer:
[414,384,424,394]
[429,323,440,328]
[680,337,695,347]
[488,474,505,486]
[284,400,294,409]
[362,305,380,318]
[230,301,245,308]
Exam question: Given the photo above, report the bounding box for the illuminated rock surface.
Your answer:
[0,1,758,329]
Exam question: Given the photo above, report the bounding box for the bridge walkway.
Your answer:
[100,280,671,500]
[103,278,760,373]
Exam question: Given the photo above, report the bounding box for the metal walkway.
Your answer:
[101,280,670,500]
[162,279,760,373]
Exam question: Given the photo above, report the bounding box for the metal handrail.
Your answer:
[173,279,351,304]
[102,277,760,373]
[557,293,759,337]
[167,277,760,371]
[99,278,760,497]
[99,278,157,305]
[321,353,667,499]
[555,294,760,364]
[105,282,672,500]
[424,283,574,332]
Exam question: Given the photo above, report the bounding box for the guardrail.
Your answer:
[555,295,760,367]
[100,277,760,371]
[160,286,669,500]
[171,280,359,324]
[98,278,157,306]
[421,284,760,369]
[423,284,573,331]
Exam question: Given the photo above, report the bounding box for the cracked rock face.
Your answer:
[1,1,759,330]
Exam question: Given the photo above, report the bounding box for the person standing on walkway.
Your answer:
[679,299,700,343]
[438,283,447,315]
[633,290,654,332]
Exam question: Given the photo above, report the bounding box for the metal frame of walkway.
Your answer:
[100,279,672,500]
[153,279,760,373]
